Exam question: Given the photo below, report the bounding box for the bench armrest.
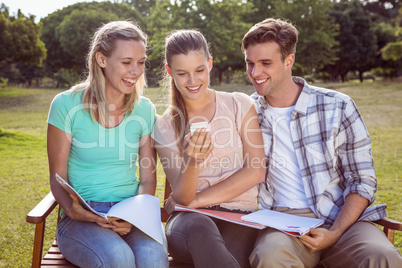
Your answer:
[373,218,402,231]
[26,192,58,224]
[373,217,402,244]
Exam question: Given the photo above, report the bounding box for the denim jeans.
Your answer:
[166,211,259,268]
[57,201,169,268]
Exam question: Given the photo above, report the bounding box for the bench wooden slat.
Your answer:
[41,241,76,267]
[40,240,191,268]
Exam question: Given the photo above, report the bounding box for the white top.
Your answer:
[266,104,309,209]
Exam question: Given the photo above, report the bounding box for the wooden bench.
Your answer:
[27,178,402,267]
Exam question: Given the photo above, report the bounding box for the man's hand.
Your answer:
[298,227,341,252]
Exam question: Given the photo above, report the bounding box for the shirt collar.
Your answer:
[252,76,312,116]
[251,91,269,112]
[292,76,311,116]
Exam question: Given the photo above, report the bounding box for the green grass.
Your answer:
[0,81,401,267]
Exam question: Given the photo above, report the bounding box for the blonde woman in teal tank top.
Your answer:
[47,21,168,268]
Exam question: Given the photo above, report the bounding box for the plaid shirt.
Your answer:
[252,77,387,224]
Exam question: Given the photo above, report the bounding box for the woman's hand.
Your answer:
[184,129,213,166]
[156,128,214,207]
[108,218,133,236]
[164,194,178,214]
[66,194,113,228]
[165,192,201,214]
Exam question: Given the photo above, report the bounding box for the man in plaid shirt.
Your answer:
[242,18,402,267]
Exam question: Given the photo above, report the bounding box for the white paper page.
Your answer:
[241,209,324,235]
[107,194,164,244]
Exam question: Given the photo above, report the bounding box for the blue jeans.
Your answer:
[57,201,168,268]
[166,211,259,268]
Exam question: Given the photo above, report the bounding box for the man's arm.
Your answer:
[300,98,373,252]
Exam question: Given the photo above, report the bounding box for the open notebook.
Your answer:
[175,205,324,236]
[55,173,164,244]
[241,209,324,236]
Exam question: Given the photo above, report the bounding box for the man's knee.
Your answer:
[360,244,402,267]
[250,230,314,268]
[249,244,278,268]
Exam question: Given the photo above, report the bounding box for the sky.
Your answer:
[2,0,110,22]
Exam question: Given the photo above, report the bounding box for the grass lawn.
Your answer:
[0,80,401,267]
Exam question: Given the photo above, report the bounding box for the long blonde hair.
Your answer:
[164,29,211,153]
[72,20,148,125]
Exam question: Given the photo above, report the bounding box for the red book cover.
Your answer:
[174,205,266,230]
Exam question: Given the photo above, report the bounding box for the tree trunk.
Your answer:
[341,73,346,83]
[358,71,364,83]
[330,73,338,82]
[218,69,223,85]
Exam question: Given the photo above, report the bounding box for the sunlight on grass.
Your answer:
[0,129,49,267]
[0,81,401,267]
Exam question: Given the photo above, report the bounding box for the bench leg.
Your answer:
[383,227,395,244]
[32,221,46,268]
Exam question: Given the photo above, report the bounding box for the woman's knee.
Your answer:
[59,238,135,268]
[128,234,169,268]
[134,246,168,268]
[167,212,217,237]
[166,212,222,263]
[57,219,136,267]
[167,213,223,250]
[97,244,136,267]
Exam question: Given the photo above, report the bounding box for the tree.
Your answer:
[323,0,378,82]
[372,22,402,78]
[40,2,143,86]
[121,0,157,16]
[145,0,253,85]
[56,9,119,72]
[0,4,46,70]
[271,0,339,75]
[381,40,402,60]
[243,0,276,24]
[0,4,11,63]
[361,0,400,22]
[380,7,402,62]
[351,3,379,82]
[142,0,175,86]
[0,4,46,86]
[16,63,44,87]
[194,0,254,84]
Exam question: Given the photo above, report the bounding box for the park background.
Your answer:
[0,0,401,267]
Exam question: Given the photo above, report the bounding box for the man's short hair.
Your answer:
[242,18,299,61]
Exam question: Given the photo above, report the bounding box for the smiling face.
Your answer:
[245,41,293,100]
[166,50,212,102]
[96,39,146,101]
